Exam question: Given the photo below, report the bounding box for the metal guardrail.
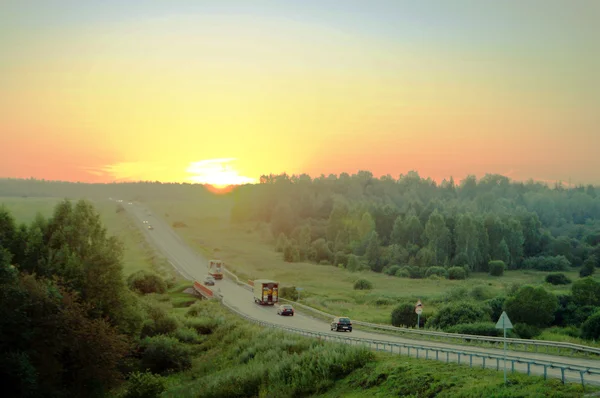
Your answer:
[221,269,600,357]
[219,298,600,387]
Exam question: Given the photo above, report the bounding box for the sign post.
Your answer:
[495,311,513,385]
[296,287,303,301]
[415,299,423,329]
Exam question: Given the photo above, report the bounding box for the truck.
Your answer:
[208,260,223,280]
[253,279,279,305]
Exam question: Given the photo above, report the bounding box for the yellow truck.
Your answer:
[208,260,223,280]
[253,279,279,305]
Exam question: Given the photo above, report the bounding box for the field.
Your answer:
[0,196,175,278]
[144,198,591,324]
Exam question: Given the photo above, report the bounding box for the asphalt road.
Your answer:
[122,201,600,385]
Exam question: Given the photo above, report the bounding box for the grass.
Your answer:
[127,292,596,398]
[0,196,178,279]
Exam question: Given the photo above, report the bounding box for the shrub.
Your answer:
[347,255,360,272]
[448,266,467,280]
[385,265,401,276]
[275,233,287,252]
[426,301,490,330]
[171,221,187,228]
[485,296,506,321]
[140,303,180,338]
[522,255,571,271]
[283,242,300,262]
[171,327,200,344]
[184,318,222,335]
[425,266,448,279]
[572,277,600,306]
[470,285,494,301]
[513,323,541,339]
[504,285,558,327]
[394,269,410,278]
[446,322,504,337]
[545,273,572,285]
[488,260,505,276]
[353,279,373,290]
[580,256,596,277]
[127,271,167,295]
[407,266,425,279]
[279,286,298,300]
[121,371,166,398]
[581,311,600,340]
[139,335,192,374]
[391,302,418,327]
[333,251,349,268]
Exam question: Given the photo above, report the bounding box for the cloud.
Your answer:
[186,158,255,186]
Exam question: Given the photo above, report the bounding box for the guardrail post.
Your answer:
[527,363,531,376]
[446,352,449,363]
[426,349,429,360]
[543,365,547,379]
[436,350,439,361]
[580,371,585,387]
[457,353,461,364]
[496,358,500,371]
[408,347,411,357]
[511,361,515,373]
[560,368,565,384]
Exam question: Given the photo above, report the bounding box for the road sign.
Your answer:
[415,308,423,315]
[296,287,304,291]
[415,299,424,328]
[495,311,513,385]
[495,311,513,329]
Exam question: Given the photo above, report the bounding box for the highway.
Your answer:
[122,201,600,385]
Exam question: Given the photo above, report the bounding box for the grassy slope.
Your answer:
[144,198,594,324]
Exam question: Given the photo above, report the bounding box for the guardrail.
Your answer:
[219,298,600,387]
[221,269,600,357]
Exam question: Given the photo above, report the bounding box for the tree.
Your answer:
[424,210,450,266]
[454,214,479,270]
[572,277,600,306]
[580,255,596,277]
[365,231,382,272]
[391,302,418,327]
[503,286,558,327]
[488,260,505,276]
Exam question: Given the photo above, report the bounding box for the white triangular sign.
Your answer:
[495,311,513,329]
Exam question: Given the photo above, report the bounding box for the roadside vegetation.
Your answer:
[1,188,598,397]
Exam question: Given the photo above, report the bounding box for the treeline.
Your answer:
[231,171,600,275]
[0,200,195,397]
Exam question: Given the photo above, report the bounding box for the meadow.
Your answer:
[144,197,590,325]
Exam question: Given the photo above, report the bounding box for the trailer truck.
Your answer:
[208,260,223,280]
[253,279,279,305]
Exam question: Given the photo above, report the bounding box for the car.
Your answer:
[143,220,149,224]
[277,304,294,316]
[204,275,215,286]
[128,202,133,205]
[147,225,154,230]
[331,317,352,332]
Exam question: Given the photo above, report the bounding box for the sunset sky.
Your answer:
[1,1,599,186]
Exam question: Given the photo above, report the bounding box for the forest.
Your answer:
[230,171,600,278]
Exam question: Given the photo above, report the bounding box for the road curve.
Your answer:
[122,202,600,385]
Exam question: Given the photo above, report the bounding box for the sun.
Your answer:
[186,158,255,191]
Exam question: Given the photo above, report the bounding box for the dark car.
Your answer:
[277,304,294,316]
[204,275,215,286]
[331,317,352,332]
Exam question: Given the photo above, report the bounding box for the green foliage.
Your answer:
[140,300,180,338]
[279,285,298,300]
[353,278,373,290]
[581,311,600,340]
[447,266,467,280]
[545,273,572,285]
[504,285,558,327]
[580,255,596,277]
[121,371,166,398]
[425,266,448,278]
[394,268,410,278]
[522,255,571,271]
[391,302,418,327]
[275,233,287,252]
[171,327,201,344]
[488,260,505,276]
[127,270,167,295]
[283,241,300,262]
[485,296,506,321]
[446,322,504,337]
[426,301,490,330]
[346,254,360,272]
[513,323,542,339]
[384,264,401,276]
[571,277,600,306]
[469,285,494,301]
[139,335,192,375]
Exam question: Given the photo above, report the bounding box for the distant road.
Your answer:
[122,201,600,385]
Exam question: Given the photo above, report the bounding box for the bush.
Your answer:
[184,318,222,335]
[425,266,448,279]
[347,255,360,272]
[353,278,373,290]
[504,285,558,328]
[279,286,298,300]
[580,256,596,277]
[394,269,410,278]
[283,242,300,262]
[426,301,490,330]
[581,311,600,340]
[448,266,467,280]
[485,296,506,321]
[545,273,572,285]
[391,302,418,327]
[140,303,180,338]
[488,260,505,276]
[447,322,504,337]
[470,285,494,301]
[121,371,166,398]
[139,335,192,374]
[127,271,167,295]
[333,251,349,268]
[407,266,425,279]
[522,255,571,271]
[572,277,600,306]
[171,327,200,344]
[384,265,401,276]
[513,323,541,339]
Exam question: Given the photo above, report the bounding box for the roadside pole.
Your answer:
[415,299,423,329]
[296,287,303,302]
[495,311,514,385]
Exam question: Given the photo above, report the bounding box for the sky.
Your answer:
[1,0,599,186]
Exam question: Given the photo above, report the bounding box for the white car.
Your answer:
[204,276,215,286]
[143,220,149,224]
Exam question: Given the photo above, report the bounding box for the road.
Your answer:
[123,202,600,385]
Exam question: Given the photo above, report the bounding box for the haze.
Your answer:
[1,0,599,186]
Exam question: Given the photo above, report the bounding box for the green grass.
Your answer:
[0,196,178,278]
